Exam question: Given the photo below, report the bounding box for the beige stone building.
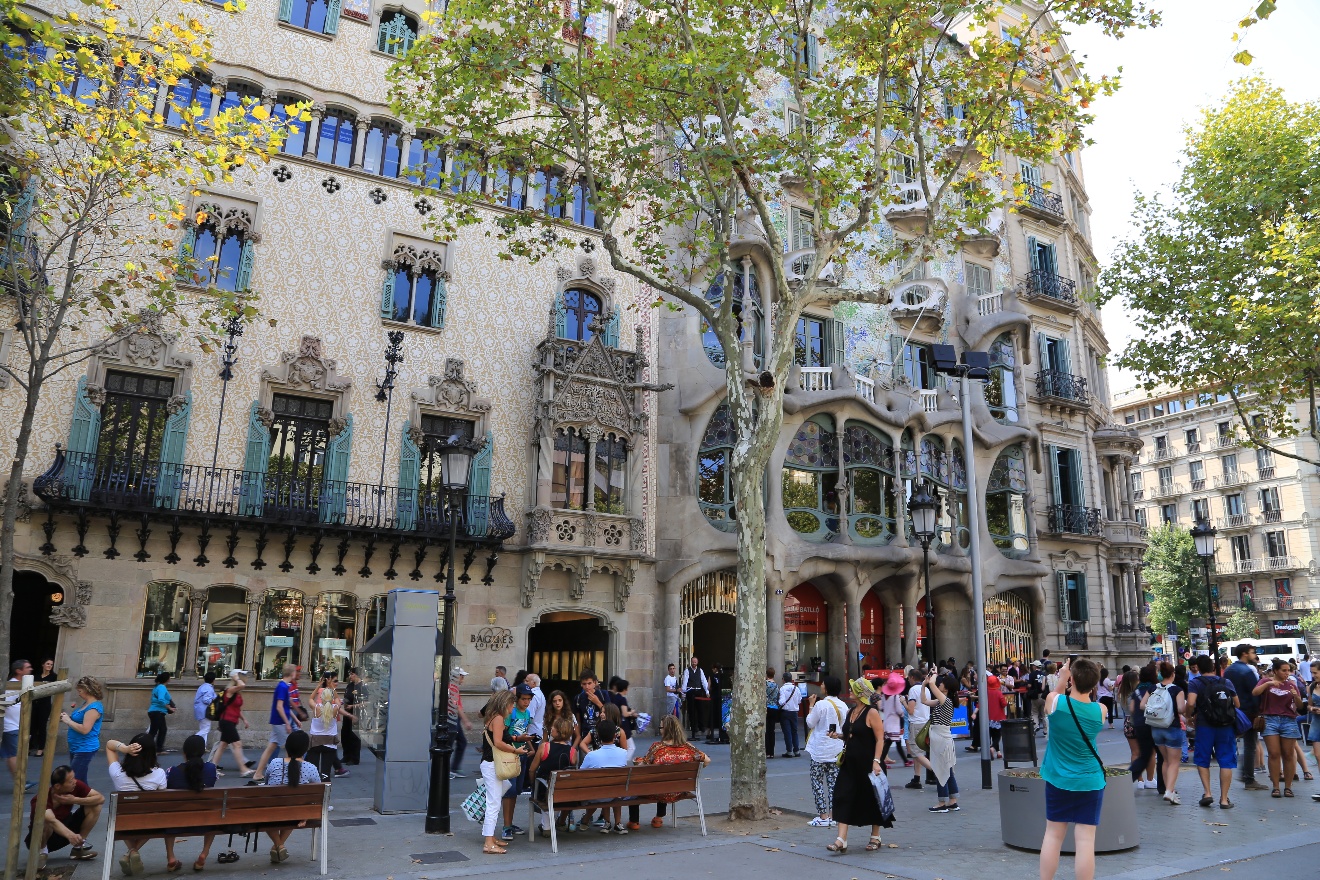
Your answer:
[1112,388,1320,651]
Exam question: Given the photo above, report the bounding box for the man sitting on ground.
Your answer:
[27,764,104,867]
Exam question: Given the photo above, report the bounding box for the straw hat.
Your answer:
[849,677,877,705]
[881,672,907,696]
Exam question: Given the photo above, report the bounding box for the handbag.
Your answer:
[1233,708,1252,737]
[487,730,522,780]
[1251,712,1265,733]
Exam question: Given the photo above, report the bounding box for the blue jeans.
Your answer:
[937,772,959,799]
[451,721,467,772]
[779,710,800,753]
[70,750,96,784]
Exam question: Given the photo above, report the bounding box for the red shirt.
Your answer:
[1257,678,1300,717]
[220,691,244,723]
[29,780,91,830]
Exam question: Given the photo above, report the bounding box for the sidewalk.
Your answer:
[2,726,1316,879]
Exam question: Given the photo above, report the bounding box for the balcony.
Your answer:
[1020,270,1079,311]
[855,374,876,404]
[1019,182,1066,223]
[32,448,516,569]
[919,389,939,414]
[1132,488,1145,501]
[1230,559,1259,574]
[1190,478,1206,491]
[1045,504,1103,536]
[1034,370,1089,409]
[1063,622,1089,650]
[1151,481,1184,499]
[1263,508,1283,524]
[1147,446,1177,463]
[1213,470,1251,489]
[1209,434,1238,451]
[1258,466,1276,480]
[1216,513,1257,530]
[1185,441,1201,454]
[799,366,833,393]
[1104,519,1146,546]
[976,292,1003,315]
[1266,555,1302,572]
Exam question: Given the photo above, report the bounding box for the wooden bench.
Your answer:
[528,763,705,852]
[99,784,329,880]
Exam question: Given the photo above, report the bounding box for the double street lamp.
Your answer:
[1190,518,1219,663]
[425,434,479,834]
[908,479,940,665]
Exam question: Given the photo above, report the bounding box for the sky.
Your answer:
[1060,0,1320,395]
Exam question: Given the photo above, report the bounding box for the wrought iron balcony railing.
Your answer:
[1023,182,1065,219]
[1022,270,1078,306]
[1046,504,1103,536]
[33,448,516,542]
[1035,370,1090,406]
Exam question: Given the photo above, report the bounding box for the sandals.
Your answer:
[193,856,208,871]
[1198,795,1213,807]
[1284,789,1294,798]
[827,836,848,854]
[1306,772,1315,781]
[167,859,183,873]
[1220,800,1234,809]
[217,852,239,864]
[1272,789,1282,798]
[865,836,882,851]
[482,846,507,855]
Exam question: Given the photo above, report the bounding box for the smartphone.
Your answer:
[1069,654,1079,663]
[828,723,837,734]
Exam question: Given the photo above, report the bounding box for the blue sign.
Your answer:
[950,704,970,737]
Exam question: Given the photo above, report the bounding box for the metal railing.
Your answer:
[1209,434,1238,450]
[1231,559,1258,574]
[1186,441,1200,454]
[1148,446,1177,462]
[1023,182,1065,218]
[1217,513,1255,529]
[1064,622,1089,649]
[1022,270,1078,306]
[1213,470,1251,488]
[1190,478,1206,491]
[1258,466,1276,480]
[799,366,833,392]
[1153,481,1184,498]
[1263,508,1283,523]
[1046,504,1103,536]
[1266,555,1301,572]
[33,448,516,541]
[1035,370,1089,405]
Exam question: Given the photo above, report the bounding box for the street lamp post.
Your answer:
[1191,518,1219,663]
[425,434,477,834]
[210,310,245,472]
[908,479,939,665]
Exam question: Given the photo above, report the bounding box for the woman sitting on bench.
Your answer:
[164,735,219,871]
[105,735,167,876]
[263,730,320,864]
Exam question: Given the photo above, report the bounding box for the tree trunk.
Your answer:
[0,369,46,667]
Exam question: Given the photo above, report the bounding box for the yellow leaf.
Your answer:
[250,104,270,120]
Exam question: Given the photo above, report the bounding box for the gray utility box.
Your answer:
[360,588,440,814]
[998,771,1140,853]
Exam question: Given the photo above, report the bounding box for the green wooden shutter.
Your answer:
[319,414,353,524]
[466,431,494,536]
[428,273,447,329]
[66,376,102,502]
[1067,448,1085,507]
[1037,332,1050,372]
[828,318,846,368]
[552,290,567,337]
[175,225,198,283]
[889,334,905,383]
[1056,336,1071,375]
[1042,242,1058,276]
[1057,572,1070,621]
[234,239,255,292]
[806,33,819,76]
[238,401,271,517]
[277,0,293,23]
[381,269,396,320]
[323,0,342,34]
[153,391,192,509]
[602,306,620,347]
[3,182,35,266]
[1047,444,1062,506]
[1026,236,1039,274]
[1076,572,1089,621]
[396,421,420,531]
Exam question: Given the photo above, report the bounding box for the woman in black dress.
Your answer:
[30,659,58,755]
[827,677,892,854]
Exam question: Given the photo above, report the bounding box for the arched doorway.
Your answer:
[985,591,1034,666]
[692,614,734,674]
[527,611,610,699]
[784,583,828,679]
[679,570,737,669]
[11,572,63,669]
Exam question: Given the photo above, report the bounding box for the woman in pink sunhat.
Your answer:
[877,673,910,769]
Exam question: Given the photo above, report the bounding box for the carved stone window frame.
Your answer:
[185,190,264,240]
[257,334,354,425]
[407,357,492,440]
[83,308,196,404]
[554,255,616,331]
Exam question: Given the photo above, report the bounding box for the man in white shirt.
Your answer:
[4,659,34,792]
[1298,655,1313,683]
[662,663,679,719]
[904,670,935,790]
[679,657,709,740]
[526,673,546,738]
[777,674,803,757]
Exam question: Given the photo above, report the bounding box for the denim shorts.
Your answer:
[0,730,17,759]
[1262,715,1302,740]
[1307,718,1320,744]
[1150,725,1186,749]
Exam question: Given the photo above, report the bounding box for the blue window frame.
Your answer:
[316,111,355,167]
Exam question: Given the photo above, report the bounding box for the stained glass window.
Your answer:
[698,405,736,530]
[987,444,1029,558]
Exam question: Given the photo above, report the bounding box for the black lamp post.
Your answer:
[210,309,245,472]
[908,479,939,664]
[375,331,405,485]
[1191,518,1219,662]
[426,433,477,834]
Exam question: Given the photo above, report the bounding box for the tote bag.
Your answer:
[487,730,522,780]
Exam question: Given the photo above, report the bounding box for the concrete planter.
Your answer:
[998,770,1139,853]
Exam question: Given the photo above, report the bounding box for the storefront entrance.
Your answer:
[527,611,610,698]
[985,591,1034,665]
[784,583,828,679]
[10,571,63,669]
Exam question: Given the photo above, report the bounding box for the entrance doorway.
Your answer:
[692,613,734,673]
[11,572,63,669]
[527,611,610,699]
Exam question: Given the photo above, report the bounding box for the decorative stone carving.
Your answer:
[555,518,576,542]
[602,522,624,547]
[615,562,637,613]
[410,359,493,426]
[49,603,87,628]
[629,518,646,552]
[261,336,352,397]
[527,509,551,544]
[355,595,374,612]
[523,553,544,608]
[573,558,592,599]
[18,553,95,629]
[327,416,349,438]
[86,308,196,395]
[581,512,598,546]
[189,585,209,602]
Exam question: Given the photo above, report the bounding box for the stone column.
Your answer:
[351,117,371,170]
[881,595,902,667]
[208,77,227,120]
[303,103,325,159]
[901,580,920,667]
[766,584,785,679]
[353,595,372,655]
[845,581,862,680]
[659,577,681,717]
[299,595,317,672]
[835,428,850,544]
[583,427,601,511]
[244,591,265,674]
[183,586,209,679]
[624,435,642,517]
[826,600,848,682]
[398,123,416,178]
[153,80,170,119]
[892,471,910,548]
[260,88,278,111]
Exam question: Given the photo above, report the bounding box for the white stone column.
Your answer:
[303,103,325,159]
[351,117,371,169]
[208,77,227,120]
[398,124,416,178]
[766,583,785,679]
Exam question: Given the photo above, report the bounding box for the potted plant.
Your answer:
[998,766,1139,853]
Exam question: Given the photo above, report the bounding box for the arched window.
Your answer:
[551,428,589,510]
[217,81,262,118]
[987,444,1030,558]
[701,266,763,368]
[165,72,212,127]
[257,588,305,679]
[312,592,356,680]
[271,94,310,156]
[136,582,188,678]
[842,422,895,544]
[782,416,839,541]
[407,134,445,188]
[388,258,444,327]
[528,168,564,215]
[316,110,356,167]
[947,439,971,548]
[986,333,1019,424]
[198,586,247,677]
[561,288,602,341]
[698,404,736,531]
[493,161,528,209]
[362,120,402,177]
[186,205,254,292]
[377,11,417,56]
[570,177,597,228]
[449,142,484,193]
[594,433,627,513]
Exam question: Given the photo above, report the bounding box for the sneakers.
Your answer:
[945,803,961,812]
[613,824,629,835]
[928,804,950,813]
[904,778,923,790]
[1242,780,1271,791]
[626,822,640,831]
[1164,792,1182,805]
[500,827,515,841]
[508,825,525,835]
[903,760,913,767]
[599,823,612,834]
[651,816,665,828]
[334,768,350,777]
[808,816,832,827]
[591,818,609,828]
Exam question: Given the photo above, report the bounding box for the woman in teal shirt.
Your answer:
[1040,658,1106,880]
[59,676,104,783]
[148,672,175,752]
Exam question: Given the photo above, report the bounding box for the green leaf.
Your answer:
[1255,1,1277,20]
[1233,49,1254,65]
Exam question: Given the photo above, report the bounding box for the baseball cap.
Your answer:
[515,684,535,697]
[451,667,469,679]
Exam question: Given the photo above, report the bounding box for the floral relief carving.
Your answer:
[602,523,624,546]
[262,335,352,395]
[527,509,551,544]
[555,519,576,542]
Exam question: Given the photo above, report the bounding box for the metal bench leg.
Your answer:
[320,788,330,875]
[101,802,116,880]
[548,794,558,854]
[696,791,707,836]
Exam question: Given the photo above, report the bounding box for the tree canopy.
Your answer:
[1142,523,1209,636]
[1221,607,1258,641]
[1101,79,1320,466]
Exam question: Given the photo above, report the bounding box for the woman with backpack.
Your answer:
[1126,665,1159,790]
[1140,661,1187,804]
[208,670,252,776]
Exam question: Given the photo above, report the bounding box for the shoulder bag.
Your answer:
[486,729,522,780]
[1066,696,1106,779]
[914,685,934,752]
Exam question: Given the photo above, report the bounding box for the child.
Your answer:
[529,717,577,836]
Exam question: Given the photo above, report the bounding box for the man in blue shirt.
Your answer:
[580,720,629,834]
[251,664,297,782]
[1224,645,1268,791]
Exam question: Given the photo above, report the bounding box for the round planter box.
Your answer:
[998,770,1139,853]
